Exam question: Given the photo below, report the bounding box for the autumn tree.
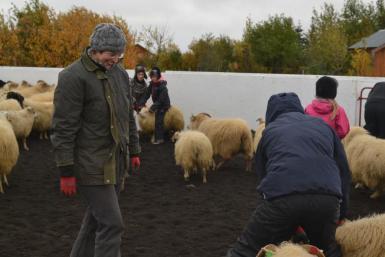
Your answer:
[306,4,349,74]
[348,48,373,76]
[0,0,137,68]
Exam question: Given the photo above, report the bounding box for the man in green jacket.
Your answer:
[51,23,141,257]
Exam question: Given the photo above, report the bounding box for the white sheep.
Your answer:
[0,99,22,111]
[336,213,385,257]
[24,99,53,140]
[257,243,324,257]
[28,91,54,102]
[253,118,265,153]
[342,126,385,198]
[12,80,54,98]
[173,131,215,183]
[188,113,253,171]
[138,106,184,139]
[0,113,19,193]
[6,107,36,151]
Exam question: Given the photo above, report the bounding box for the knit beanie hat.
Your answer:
[149,66,161,79]
[316,76,338,99]
[135,64,147,79]
[89,23,127,53]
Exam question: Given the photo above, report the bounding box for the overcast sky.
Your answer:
[0,0,374,51]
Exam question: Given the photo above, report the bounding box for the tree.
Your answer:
[341,0,376,46]
[306,4,349,74]
[182,34,235,72]
[348,48,373,76]
[0,0,137,68]
[243,15,304,73]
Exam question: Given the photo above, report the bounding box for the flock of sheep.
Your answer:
[137,104,385,257]
[1,80,385,257]
[0,80,54,193]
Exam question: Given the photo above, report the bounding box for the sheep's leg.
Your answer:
[202,169,207,184]
[44,132,49,140]
[0,176,3,194]
[355,183,364,189]
[216,159,228,171]
[3,175,8,186]
[151,134,155,144]
[370,190,382,199]
[23,138,29,151]
[245,158,252,172]
[39,133,43,140]
[183,169,190,181]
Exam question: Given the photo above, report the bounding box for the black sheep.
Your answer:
[6,91,24,108]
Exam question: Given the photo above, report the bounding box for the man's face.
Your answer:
[92,51,123,70]
[136,72,145,81]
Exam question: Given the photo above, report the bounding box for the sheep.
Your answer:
[253,118,265,153]
[336,213,385,257]
[28,91,54,102]
[0,99,22,111]
[137,106,184,139]
[0,113,19,194]
[6,107,36,151]
[12,80,54,98]
[188,113,253,171]
[24,99,53,140]
[342,126,385,198]
[6,91,24,108]
[257,243,324,257]
[173,131,215,183]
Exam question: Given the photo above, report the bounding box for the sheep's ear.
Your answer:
[190,114,195,121]
[5,113,10,121]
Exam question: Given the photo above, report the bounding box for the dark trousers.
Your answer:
[70,185,124,257]
[227,194,341,257]
[364,100,385,139]
[155,110,166,141]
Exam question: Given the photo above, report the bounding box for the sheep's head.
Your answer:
[342,126,368,147]
[188,113,211,130]
[36,80,51,91]
[257,117,265,125]
[138,107,152,118]
[26,106,36,117]
[171,131,181,142]
[20,80,32,88]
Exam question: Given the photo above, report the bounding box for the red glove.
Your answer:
[337,219,346,226]
[60,177,77,196]
[131,156,140,170]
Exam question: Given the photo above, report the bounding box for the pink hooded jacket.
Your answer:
[305,99,350,139]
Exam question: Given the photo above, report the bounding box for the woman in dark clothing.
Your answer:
[129,64,148,110]
[365,82,385,139]
[137,67,170,144]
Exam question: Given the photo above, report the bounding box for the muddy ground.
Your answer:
[0,135,384,257]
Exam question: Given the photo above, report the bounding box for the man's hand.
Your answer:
[59,165,76,197]
[131,156,140,170]
[60,176,77,196]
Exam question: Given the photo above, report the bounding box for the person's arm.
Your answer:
[136,84,151,107]
[255,136,267,181]
[51,70,84,196]
[52,70,84,169]
[333,132,351,220]
[335,107,350,139]
[127,83,141,159]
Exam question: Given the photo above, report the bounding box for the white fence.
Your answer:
[1,66,384,128]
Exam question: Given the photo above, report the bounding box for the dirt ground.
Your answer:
[1,135,385,257]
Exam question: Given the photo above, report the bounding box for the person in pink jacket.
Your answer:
[305,76,350,139]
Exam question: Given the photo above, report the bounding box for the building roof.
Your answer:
[349,29,385,49]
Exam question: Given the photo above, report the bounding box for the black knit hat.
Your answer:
[149,66,161,79]
[135,64,147,79]
[316,76,338,99]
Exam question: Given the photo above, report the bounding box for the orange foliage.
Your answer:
[0,0,139,68]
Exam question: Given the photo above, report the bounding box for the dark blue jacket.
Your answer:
[255,92,351,219]
[137,80,170,112]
